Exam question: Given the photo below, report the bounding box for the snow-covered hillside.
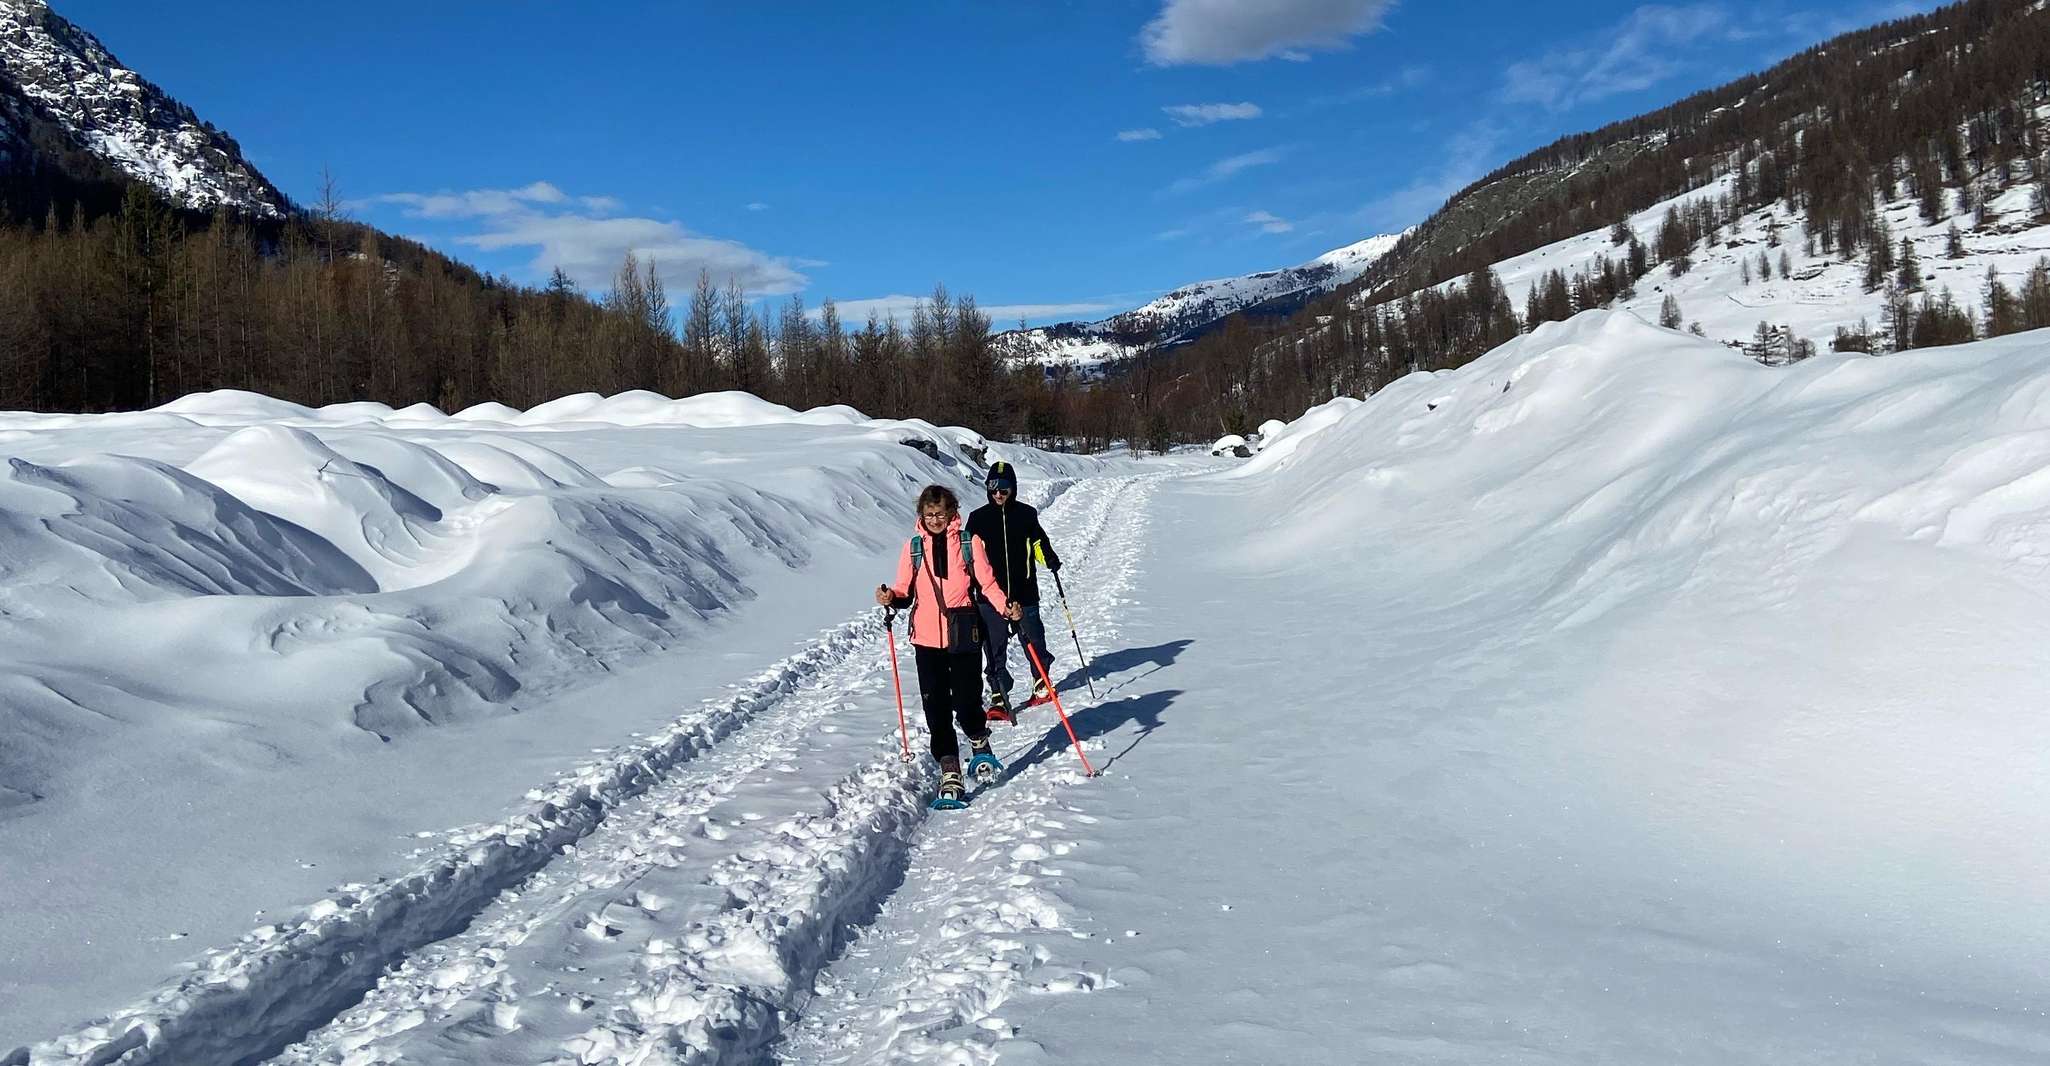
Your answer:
[1447,174,2050,357]
[998,232,1403,370]
[0,0,288,215]
[1009,311,2050,1063]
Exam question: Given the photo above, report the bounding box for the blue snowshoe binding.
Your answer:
[967,737,1003,784]
[968,753,1003,783]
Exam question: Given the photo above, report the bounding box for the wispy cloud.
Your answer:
[1166,147,1287,194]
[1245,210,1295,234]
[364,180,568,219]
[1164,102,1263,127]
[823,295,1120,326]
[1141,0,1395,66]
[1358,122,1500,229]
[985,300,1122,321]
[1304,64,1434,110]
[1501,4,1736,111]
[367,181,806,296]
[745,201,771,211]
[1118,127,1165,142]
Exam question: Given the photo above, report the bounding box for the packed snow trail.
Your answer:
[776,477,1158,1065]
[234,474,1153,1065]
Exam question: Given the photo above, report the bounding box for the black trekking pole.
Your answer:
[1049,568,1096,699]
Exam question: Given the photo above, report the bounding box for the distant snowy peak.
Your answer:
[1116,232,1405,330]
[997,232,1404,370]
[0,0,288,216]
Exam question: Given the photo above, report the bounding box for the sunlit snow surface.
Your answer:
[0,388,1111,1055]
[18,315,2050,1063]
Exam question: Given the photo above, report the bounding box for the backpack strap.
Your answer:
[906,535,925,634]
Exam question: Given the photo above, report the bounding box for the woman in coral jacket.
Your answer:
[875,484,1022,806]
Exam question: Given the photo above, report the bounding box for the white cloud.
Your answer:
[746,201,772,211]
[984,300,1121,321]
[1163,102,1263,127]
[815,294,929,325]
[366,181,568,219]
[1119,127,1165,142]
[822,295,1120,327]
[369,181,805,296]
[1166,147,1286,194]
[1244,210,1294,234]
[1141,0,1394,66]
[1501,4,1734,111]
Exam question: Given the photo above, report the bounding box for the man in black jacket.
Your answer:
[966,461,1062,717]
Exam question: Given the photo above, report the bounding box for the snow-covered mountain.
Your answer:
[996,232,1403,370]
[0,0,288,216]
[1442,176,2050,360]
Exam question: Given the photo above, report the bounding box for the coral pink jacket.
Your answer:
[886,516,1011,649]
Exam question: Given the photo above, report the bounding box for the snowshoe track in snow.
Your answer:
[21,612,883,1066]
[21,474,1153,1066]
[776,476,1156,1065]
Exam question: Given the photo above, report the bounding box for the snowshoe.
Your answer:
[984,705,1013,725]
[985,690,1012,724]
[967,736,1002,784]
[1021,685,1055,709]
[931,770,967,811]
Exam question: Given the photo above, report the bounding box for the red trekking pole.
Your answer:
[883,607,910,761]
[1018,621,1095,777]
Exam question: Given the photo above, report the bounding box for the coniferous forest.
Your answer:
[0,172,1123,449]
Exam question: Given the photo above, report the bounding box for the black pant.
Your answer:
[913,643,989,764]
[977,600,1053,698]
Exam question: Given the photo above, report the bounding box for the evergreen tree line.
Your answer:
[0,182,1135,447]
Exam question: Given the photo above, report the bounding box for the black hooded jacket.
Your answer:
[965,494,1060,606]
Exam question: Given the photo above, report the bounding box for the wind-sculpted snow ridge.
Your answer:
[148,388,876,432]
[20,612,885,1066]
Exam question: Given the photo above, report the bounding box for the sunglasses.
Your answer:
[921,510,950,520]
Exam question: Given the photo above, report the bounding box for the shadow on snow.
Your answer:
[1004,639,1193,775]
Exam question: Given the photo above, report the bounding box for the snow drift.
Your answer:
[1227,308,2050,1007]
[0,390,1108,1048]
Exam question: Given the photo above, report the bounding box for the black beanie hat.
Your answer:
[985,461,1017,494]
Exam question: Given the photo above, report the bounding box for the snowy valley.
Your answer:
[7,0,2050,1062]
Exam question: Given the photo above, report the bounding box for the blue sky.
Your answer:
[67,0,1937,326]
